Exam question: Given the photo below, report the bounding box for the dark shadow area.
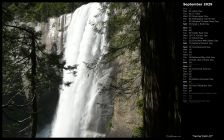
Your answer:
[140,1,181,137]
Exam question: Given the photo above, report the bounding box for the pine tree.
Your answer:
[2,3,65,137]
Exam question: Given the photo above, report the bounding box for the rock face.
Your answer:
[106,48,143,137]
[36,13,72,55]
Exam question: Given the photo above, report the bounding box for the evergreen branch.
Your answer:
[17,124,32,134]
[12,94,35,108]
[2,93,35,108]
[11,57,30,66]
[2,92,21,108]
[37,45,48,56]
[3,24,35,35]
[17,116,32,123]
[2,110,31,124]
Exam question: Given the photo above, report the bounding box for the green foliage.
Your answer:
[2,3,69,137]
[3,123,20,137]
[107,119,113,128]
[136,98,144,115]
[132,126,144,138]
[2,23,37,136]
[136,99,143,109]
[103,3,141,63]
[3,2,86,23]
[108,122,112,128]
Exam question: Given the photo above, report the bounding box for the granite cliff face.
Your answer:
[35,13,72,55]
[104,3,143,137]
[106,48,143,137]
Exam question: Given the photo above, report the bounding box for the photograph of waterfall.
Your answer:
[2,1,221,138]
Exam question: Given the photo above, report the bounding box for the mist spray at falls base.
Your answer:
[38,3,113,137]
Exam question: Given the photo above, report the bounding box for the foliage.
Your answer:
[2,24,37,137]
[100,3,141,63]
[136,98,144,115]
[132,126,144,138]
[3,2,86,22]
[107,119,113,128]
[2,3,72,137]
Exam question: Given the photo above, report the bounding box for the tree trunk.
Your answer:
[140,2,180,137]
[31,34,37,138]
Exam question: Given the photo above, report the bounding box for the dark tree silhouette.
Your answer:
[140,1,181,137]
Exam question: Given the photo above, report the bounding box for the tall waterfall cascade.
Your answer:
[38,3,113,137]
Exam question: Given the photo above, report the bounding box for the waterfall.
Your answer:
[49,3,113,137]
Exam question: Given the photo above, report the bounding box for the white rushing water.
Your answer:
[49,3,113,137]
